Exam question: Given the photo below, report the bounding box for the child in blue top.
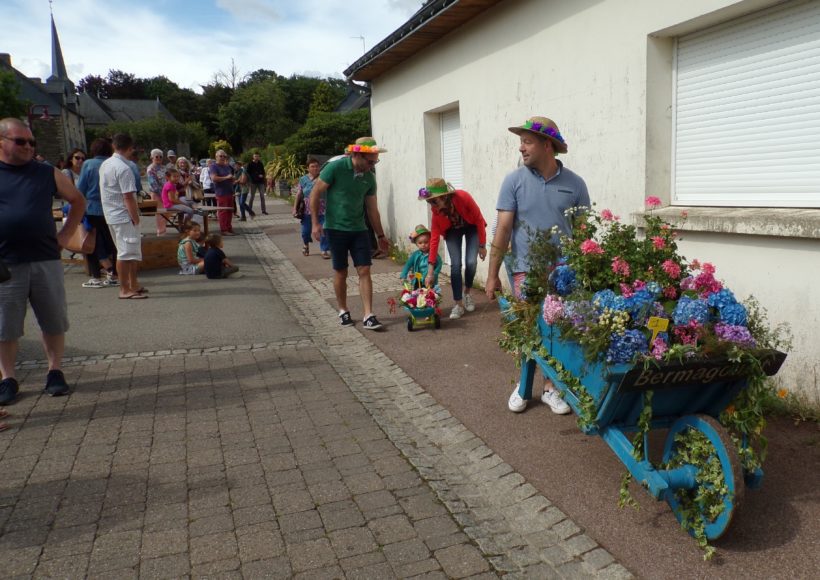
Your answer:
[401,224,442,286]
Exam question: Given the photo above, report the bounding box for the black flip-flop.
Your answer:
[119,294,148,300]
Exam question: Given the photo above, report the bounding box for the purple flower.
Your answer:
[714,323,756,347]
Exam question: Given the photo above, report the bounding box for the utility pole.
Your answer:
[351,35,366,55]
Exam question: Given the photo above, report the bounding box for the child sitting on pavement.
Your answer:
[177,223,204,275]
[204,233,240,279]
[401,225,442,287]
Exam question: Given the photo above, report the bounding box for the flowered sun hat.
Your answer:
[508,116,568,154]
[345,136,388,154]
[409,224,431,242]
[417,177,455,201]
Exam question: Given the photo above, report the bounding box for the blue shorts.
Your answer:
[326,229,372,271]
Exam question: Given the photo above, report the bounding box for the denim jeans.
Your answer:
[248,182,266,213]
[301,214,329,251]
[444,225,478,301]
[238,193,253,219]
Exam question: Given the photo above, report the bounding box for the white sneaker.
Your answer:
[464,294,475,312]
[508,385,527,413]
[541,389,571,415]
[82,278,105,288]
[449,304,465,319]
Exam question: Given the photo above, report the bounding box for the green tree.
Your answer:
[218,79,291,151]
[308,81,340,117]
[280,75,323,127]
[199,82,234,138]
[282,109,371,161]
[209,139,233,158]
[143,76,202,124]
[77,74,107,96]
[0,69,27,119]
[89,115,199,152]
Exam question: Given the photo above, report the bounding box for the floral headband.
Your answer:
[346,139,382,154]
[523,120,565,144]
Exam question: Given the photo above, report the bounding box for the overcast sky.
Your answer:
[1,0,422,91]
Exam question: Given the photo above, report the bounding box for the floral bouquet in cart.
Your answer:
[399,275,442,312]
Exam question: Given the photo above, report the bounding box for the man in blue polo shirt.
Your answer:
[309,137,390,330]
[485,115,590,415]
[0,117,86,405]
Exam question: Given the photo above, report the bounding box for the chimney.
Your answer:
[0,53,11,67]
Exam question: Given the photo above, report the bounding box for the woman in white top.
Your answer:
[61,148,86,185]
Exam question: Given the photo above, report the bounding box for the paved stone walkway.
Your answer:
[0,211,632,579]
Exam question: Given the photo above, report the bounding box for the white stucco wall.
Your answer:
[366,0,819,400]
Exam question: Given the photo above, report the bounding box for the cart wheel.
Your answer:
[662,414,744,541]
[434,314,441,329]
[407,318,414,332]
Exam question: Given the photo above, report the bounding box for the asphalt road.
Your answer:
[265,202,820,580]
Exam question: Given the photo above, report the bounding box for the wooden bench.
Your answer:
[138,200,185,232]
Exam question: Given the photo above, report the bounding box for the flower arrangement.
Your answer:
[399,278,442,311]
[498,198,792,558]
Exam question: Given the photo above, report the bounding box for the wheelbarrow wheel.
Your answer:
[407,318,414,332]
[662,414,744,541]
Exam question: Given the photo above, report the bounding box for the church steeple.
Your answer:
[47,13,69,82]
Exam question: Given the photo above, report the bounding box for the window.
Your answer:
[440,109,463,189]
[673,0,820,207]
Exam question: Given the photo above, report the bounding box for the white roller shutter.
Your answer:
[441,109,463,189]
[673,0,820,207]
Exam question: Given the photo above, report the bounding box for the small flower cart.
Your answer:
[399,279,442,331]
[503,297,787,542]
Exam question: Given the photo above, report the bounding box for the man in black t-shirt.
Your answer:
[0,118,86,405]
[246,152,267,215]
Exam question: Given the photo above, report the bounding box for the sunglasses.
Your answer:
[73,156,86,161]
[2,136,37,147]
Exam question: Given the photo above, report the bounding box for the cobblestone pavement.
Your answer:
[0,211,631,579]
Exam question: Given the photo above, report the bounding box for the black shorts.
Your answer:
[326,229,372,271]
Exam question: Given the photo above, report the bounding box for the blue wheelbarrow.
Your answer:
[502,298,787,541]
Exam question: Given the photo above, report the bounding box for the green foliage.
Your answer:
[265,153,305,185]
[209,139,233,158]
[183,122,209,159]
[308,81,341,117]
[280,75,324,127]
[89,115,199,152]
[0,69,27,119]
[282,109,371,162]
[218,79,293,150]
[663,428,729,560]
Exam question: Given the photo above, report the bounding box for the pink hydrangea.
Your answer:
[651,337,669,360]
[645,196,662,208]
[693,272,723,296]
[632,279,646,291]
[600,209,614,221]
[580,239,604,255]
[702,262,715,275]
[690,258,701,270]
[611,256,631,278]
[651,236,666,250]
[674,320,702,346]
[542,294,564,324]
[620,283,634,298]
[661,259,681,279]
[663,286,678,299]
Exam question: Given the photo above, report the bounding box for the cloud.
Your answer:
[0,0,425,91]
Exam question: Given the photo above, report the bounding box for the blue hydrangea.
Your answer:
[592,289,627,312]
[719,302,748,326]
[672,296,709,326]
[625,289,655,321]
[606,330,649,363]
[551,265,577,296]
[645,281,662,297]
[707,288,737,310]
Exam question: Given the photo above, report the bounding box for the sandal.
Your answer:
[321,252,330,259]
[302,245,309,256]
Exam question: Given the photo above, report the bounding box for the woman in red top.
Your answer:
[420,178,487,319]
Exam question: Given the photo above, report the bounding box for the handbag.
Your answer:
[64,224,96,254]
[294,196,305,219]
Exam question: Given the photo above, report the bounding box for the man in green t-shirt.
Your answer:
[310,137,390,330]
